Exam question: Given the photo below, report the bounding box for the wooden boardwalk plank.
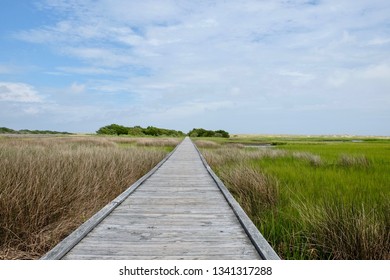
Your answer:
[42,137,279,260]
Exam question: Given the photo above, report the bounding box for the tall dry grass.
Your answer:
[107,137,182,150]
[0,136,169,259]
[201,146,287,167]
[218,164,278,222]
[193,140,221,149]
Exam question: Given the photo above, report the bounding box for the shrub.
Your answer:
[188,128,230,138]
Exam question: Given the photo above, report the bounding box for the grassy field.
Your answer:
[1,133,388,260]
[196,135,390,259]
[0,135,181,259]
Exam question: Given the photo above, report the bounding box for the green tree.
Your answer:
[96,124,128,135]
[215,130,230,138]
[0,127,16,134]
[188,128,229,138]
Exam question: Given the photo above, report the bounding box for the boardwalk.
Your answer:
[42,137,279,260]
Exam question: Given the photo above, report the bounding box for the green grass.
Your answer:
[197,136,390,259]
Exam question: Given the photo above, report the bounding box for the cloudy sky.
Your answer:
[1,0,389,135]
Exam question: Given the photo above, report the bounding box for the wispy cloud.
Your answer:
[0,82,43,103]
[0,65,13,74]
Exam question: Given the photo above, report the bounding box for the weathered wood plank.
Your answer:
[62,254,259,260]
[82,234,253,242]
[66,245,258,256]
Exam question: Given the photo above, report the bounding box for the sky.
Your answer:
[1,0,390,135]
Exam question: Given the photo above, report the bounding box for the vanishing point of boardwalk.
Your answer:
[43,137,279,260]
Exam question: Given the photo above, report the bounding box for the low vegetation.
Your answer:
[110,136,181,148]
[197,137,390,260]
[2,130,387,260]
[96,124,185,137]
[0,126,71,135]
[96,124,230,138]
[188,128,230,138]
[0,136,179,259]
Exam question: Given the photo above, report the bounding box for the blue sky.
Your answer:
[1,0,389,135]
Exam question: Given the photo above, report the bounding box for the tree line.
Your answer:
[96,124,230,138]
[0,125,230,138]
[0,127,72,135]
[187,128,229,138]
[96,124,185,137]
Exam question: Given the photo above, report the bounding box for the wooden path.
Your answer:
[42,137,279,260]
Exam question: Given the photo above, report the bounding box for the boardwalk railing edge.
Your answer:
[192,138,281,260]
[41,138,185,260]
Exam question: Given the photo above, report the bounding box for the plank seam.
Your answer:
[40,138,184,260]
[192,138,281,260]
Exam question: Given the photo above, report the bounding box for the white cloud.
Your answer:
[367,38,390,46]
[278,70,316,86]
[69,82,86,94]
[0,82,43,103]
[0,65,13,74]
[327,64,390,87]
[62,47,134,67]
[146,100,235,121]
[57,66,114,75]
[23,107,41,115]
[361,64,390,80]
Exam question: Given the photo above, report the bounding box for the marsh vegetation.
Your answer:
[1,133,388,260]
[196,136,390,259]
[0,135,180,259]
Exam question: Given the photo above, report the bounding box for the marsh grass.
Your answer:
[219,164,278,220]
[297,200,390,259]
[198,140,390,259]
[292,152,322,167]
[193,140,221,148]
[111,137,181,148]
[0,136,172,259]
[337,154,371,168]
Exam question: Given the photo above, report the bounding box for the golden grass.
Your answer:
[107,136,182,148]
[219,164,278,221]
[0,136,172,259]
[193,140,221,148]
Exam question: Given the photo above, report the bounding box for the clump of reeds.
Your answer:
[298,200,390,259]
[193,140,221,148]
[200,145,280,223]
[225,143,245,149]
[293,152,322,167]
[111,137,181,148]
[337,154,371,168]
[219,164,279,221]
[133,138,181,147]
[201,146,287,168]
[0,137,168,259]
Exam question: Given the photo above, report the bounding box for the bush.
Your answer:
[188,128,230,138]
[96,124,128,135]
[96,124,185,137]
